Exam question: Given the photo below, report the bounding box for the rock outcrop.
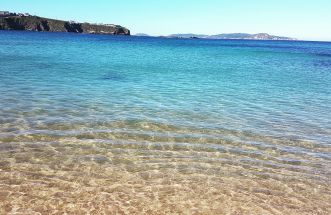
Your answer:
[0,15,130,35]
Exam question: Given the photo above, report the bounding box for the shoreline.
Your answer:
[2,29,330,43]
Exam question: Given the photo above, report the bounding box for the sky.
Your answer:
[1,0,331,41]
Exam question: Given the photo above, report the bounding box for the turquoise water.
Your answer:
[0,31,330,214]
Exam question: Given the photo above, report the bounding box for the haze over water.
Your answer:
[0,31,330,214]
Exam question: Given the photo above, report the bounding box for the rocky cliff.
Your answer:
[0,15,130,35]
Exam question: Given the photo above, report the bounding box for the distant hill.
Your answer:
[168,33,209,38]
[134,33,150,37]
[0,12,130,35]
[167,33,296,40]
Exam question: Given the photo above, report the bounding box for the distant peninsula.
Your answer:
[166,33,296,40]
[0,11,130,35]
[134,33,296,41]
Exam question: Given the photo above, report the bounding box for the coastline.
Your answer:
[0,15,130,35]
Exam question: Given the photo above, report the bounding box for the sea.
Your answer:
[0,31,330,214]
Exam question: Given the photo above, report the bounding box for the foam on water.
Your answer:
[0,31,330,214]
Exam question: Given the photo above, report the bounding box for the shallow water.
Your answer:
[0,31,330,214]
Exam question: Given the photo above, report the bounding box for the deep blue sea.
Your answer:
[0,31,330,214]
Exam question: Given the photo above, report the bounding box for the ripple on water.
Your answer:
[0,138,330,214]
[1,32,331,214]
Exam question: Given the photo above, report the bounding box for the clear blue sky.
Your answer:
[1,0,331,41]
